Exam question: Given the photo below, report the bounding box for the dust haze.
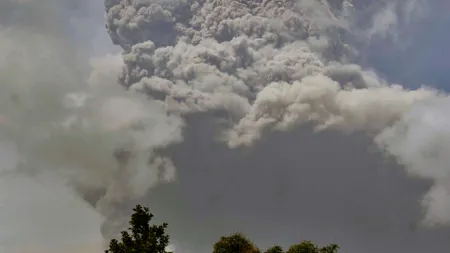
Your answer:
[1,1,450,253]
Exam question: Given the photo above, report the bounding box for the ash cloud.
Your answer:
[104,0,438,149]
[376,98,450,226]
[1,0,450,253]
[0,0,185,249]
[0,28,184,238]
[105,0,449,229]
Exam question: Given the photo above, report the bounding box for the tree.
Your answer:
[213,233,261,253]
[264,245,284,253]
[286,241,339,253]
[319,244,339,253]
[105,205,171,253]
[106,204,340,253]
[213,235,339,253]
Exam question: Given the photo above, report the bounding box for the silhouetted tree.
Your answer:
[105,205,171,253]
[319,244,339,253]
[286,241,339,253]
[214,235,339,253]
[264,245,284,253]
[213,233,339,253]
[213,233,260,253]
[107,204,340,253]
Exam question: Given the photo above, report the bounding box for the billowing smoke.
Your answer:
[0,0,184,248]
[2,0,450,252]
[104,0,448,229]
[104,0,438,150]
[376,98,450,226]
[0,31,183,237]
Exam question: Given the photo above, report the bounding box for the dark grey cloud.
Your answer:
[1,1,450,253]
[100,0,450,252]
[0,0,178,252]
[135,116,450,253]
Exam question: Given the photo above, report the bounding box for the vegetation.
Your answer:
[212,233,259,253]
[106,205,339,253]
[105,205,170,253]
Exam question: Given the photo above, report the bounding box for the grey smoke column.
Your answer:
[104,0,434,144]
[104,0,450,232]
[0,0,185,246]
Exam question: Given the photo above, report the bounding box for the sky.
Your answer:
[361,0,450,91]
[1,1,450,253]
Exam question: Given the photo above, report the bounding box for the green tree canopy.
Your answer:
[213,233,339,253]
[105,205,171,253]
[286,241,339,253]
[264,245,284,253]
[106,204,339,253]
[213,233,260,253]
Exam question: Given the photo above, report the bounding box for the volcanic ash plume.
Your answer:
[104,0,450,226]
[105,0,437,144]
[376,98,450,226]
[0,20,184,240]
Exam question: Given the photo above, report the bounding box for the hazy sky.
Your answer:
[362,0,450,91]
[0,1,108,252]
[1,1,450,253]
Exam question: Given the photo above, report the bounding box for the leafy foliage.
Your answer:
[286,241,339,253]
[213,234,339,253]
[105,205,171,253]
[105,204,340,253]
[264,245,284,253]
[212,233,260,253]
[319,244,339,253]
